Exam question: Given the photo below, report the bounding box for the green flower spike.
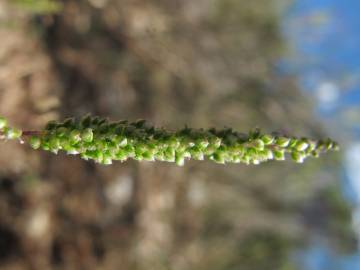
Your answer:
[0,115,339,166]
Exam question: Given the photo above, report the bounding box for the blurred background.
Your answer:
[0,0,358,269]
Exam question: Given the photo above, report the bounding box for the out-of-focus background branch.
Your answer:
[0,0,355,269]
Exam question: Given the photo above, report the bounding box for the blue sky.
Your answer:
[282,0,360,269]
[282,0,360,129]
[283,0,360,108]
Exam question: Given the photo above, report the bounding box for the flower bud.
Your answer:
[155,151,165,161]
[183,151,191,159]
[41,141,50,151]
[190,146,204,160]
[81,128,93,143]
[291,151,305,163]
[211,152,225,164]
[164,147,175,162]
[261,134,274,145]
[4,127,22,140]
[30,136,41,149]
[69,130,81,144]
[0,117,8,129]
[102,156,113,165]
[241,155,251,165]
[325,139,333,150]
[123,145,135,157]
[274,150,285,161]
[289,138,298,148]
[115,150,127,161]
[247,147,257,157]
[275,137,290,147]
[296,140,309,151]
[168,136,180,148]
[94,150,104,163]
[311,151,320,158]
[175,152,185,166]
[332,142,340,151]
[262,149,274,160]
[210,137,222,148]
[253,139,265,150]
[307,140,317,151]
[66,148,79,155]
[49,137,61,149]
[56,127,68,137]
[196,139,209,149]
[251,159,260,165]
[192,151,204,161]
[142,151,155,161]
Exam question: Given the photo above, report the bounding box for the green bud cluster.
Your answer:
[20,116,339,166]
[0,116,22,140]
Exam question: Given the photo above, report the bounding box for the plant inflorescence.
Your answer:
[0,115,339,166]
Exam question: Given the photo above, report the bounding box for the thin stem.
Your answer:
[0,130,42,137]
[21,130,43,136]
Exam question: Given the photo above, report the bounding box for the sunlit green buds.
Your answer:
[30,136,41,149]
[307,140,317,151]
[175,152,185,166]
[0,117,8,129]
[164,147,175,162]
[120,138,128,148]
[251,159,260,165]
[56,127,68,137]
[291,151,305,163]
[3,127,22,139]
[262,149,274,160]
[325,139,333,150]
[289,138,298,148]
[102,156,113,165]
[192,151,204,161]
[295,140,309,151]
[261,134,274,145]
[142,151,155,161]
[81,128,93,143]
[69,130,81,144]
[275,137,291,147]
[196,139,209,149]
[274,150,285,161]
[311,151,320,158]
[0,115,338,166]
[211,151,225,164]
[49,137,60,151]
[209,137,222,148]
[12,128,22,139]
[253,139,265,150]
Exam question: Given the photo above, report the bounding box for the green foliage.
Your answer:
[10,0,62,14]
[0,115,339,166]
[234,232,297,270]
